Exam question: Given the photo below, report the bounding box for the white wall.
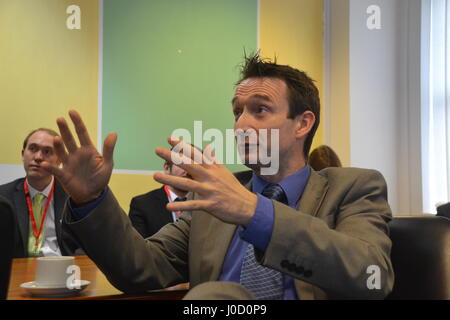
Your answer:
[0,164,25,185]
[324,0,350,166]
[349,0,402,214]
[325,0,423,215]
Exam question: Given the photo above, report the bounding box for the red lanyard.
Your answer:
[163,185,181,218]
[24,180,55,247]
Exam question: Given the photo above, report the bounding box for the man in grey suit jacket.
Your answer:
[42,54,394,299]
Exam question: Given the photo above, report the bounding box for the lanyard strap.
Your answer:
[163,185,182,219]
[24,179,55,246]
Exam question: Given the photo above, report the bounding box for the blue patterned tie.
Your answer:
[240,184,287,300]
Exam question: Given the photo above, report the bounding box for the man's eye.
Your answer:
[233,110,242,118]
[256,106,269,113]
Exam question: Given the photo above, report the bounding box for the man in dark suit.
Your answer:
[129,161,189,238]
[0,128,83,258]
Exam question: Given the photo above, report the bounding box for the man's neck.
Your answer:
[26,176,53,192]
[254,157,307,184]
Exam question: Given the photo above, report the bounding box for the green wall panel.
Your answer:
[102,0,257,171]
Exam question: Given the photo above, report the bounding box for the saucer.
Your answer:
[20,280,90,298]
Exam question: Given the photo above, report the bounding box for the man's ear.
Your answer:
[295,111,316,140]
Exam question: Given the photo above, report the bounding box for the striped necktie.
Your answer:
[27,193,46,257]
[240,184,287,300]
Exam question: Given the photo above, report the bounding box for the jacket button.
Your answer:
[295,266,304,274]
[281,260,289,269]
[303,270,313,278]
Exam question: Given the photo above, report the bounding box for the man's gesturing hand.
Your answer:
[153,138,258,227]
[41,110,117,206]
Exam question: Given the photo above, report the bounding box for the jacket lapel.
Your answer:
[198,178,253,283]
[53,182,67,252]
[297,170,328,216]
[13,179,29,256]
[154,187,174,225]
[198,215,238,283]
[294,170,329,299]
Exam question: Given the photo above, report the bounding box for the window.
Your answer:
[421,0,450,213]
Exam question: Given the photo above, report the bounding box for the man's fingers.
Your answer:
[169,138,219,166]
[153,172,204,194]
[103,132,117,164]
[166,199,213,213]
[40,161,65,181]
[168,137,204,164]
[155,147,205,177]
[53,136,68,164]
[56,117,78,153]
[68,110,94,147]
[203,144,219,165]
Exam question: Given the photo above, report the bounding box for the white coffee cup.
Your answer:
[35,256,76,287]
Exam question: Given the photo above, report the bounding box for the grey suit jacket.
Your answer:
[63,167,394,299]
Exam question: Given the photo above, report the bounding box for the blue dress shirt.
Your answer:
[218,165,311,300]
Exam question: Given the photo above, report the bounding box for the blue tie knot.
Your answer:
[262,184,288,205]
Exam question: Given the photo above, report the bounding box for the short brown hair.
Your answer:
[237,53,321,158]
[308,145,342,171]
[22,128,59,150]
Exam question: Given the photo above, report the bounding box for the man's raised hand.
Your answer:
[153,138,258,226]
[41,110,117,206]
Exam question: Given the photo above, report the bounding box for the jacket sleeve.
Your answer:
[63,189,190,293]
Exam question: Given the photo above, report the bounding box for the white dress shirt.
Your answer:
[27,177,62,256]
[166,188,182,222]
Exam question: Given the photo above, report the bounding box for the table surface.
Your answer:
[7,255,189,300]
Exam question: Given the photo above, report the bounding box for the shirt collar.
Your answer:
[27,177,54,199]
[166,186,185,202]
[252,165,311,207]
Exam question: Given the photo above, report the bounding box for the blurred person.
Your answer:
[308,145,342,171]
[129,160,191,238]
[0,128,83,257]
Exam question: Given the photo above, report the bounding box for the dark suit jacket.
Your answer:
[129,187,173,238]
[437,202,450,219]
[63,168,394,299]
[0,178,83,258]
